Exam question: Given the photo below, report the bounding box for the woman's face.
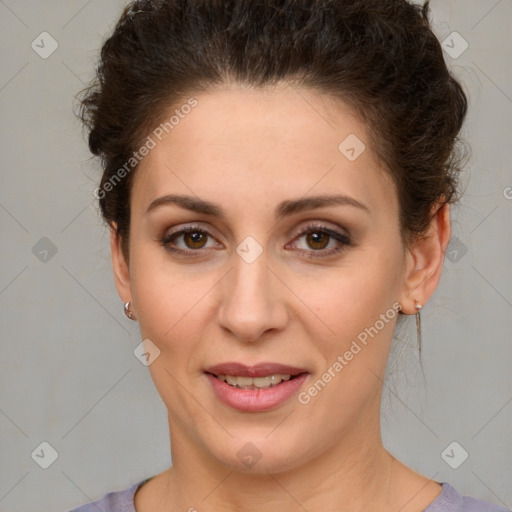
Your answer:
[115,82,417,472]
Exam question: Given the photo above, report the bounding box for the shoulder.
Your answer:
[66,479,146,512]
[424,482,510,512]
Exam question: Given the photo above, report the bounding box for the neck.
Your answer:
[158,412,396,512]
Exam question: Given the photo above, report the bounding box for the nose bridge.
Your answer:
[217,242,287,342]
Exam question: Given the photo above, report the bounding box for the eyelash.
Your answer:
[160,223,351,259]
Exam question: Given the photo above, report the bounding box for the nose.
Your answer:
[216,249,289,343]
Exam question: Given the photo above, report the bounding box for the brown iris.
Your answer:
[184,231,208,249]
[306,231,329,250]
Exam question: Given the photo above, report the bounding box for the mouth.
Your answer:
[204,363,310,412]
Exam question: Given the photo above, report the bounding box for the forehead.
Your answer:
[132,83,397,219]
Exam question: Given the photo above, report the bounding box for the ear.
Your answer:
[110,223,132,306]
[399,201,451,314]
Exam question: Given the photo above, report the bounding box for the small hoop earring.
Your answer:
[414,300,422,354]
[124,301,137,321]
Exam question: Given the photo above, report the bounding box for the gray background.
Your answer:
[0,1,511,511]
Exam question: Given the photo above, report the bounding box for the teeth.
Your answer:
[217,374,292,389]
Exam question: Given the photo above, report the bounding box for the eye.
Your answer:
[287,223,351,258]
[161,225,219,255]
[160,222,351,258]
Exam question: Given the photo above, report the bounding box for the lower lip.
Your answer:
[206,373,309,412]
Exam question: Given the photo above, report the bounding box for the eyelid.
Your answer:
[289,220,350,240]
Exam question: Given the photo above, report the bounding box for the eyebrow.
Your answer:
[145,193,371,219]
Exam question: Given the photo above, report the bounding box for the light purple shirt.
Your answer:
[68,479,510,512]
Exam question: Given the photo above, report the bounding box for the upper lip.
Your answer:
[205,362,308,378]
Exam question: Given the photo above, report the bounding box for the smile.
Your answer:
[204,362,310,411]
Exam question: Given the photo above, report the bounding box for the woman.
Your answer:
[70,0,508,510]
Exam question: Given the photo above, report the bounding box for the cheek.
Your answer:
[293,247,404,397]
[295,265,402,422]
[128,246,220,360]
[298,250,402,333]
[133,274,203,344]
[129,256,209,409]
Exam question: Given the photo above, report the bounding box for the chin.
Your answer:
[208,431,310,475]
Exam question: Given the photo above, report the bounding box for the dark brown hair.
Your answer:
[77,0,468,260]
